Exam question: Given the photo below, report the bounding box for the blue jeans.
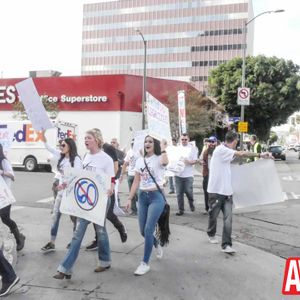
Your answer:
[175,176,194,213]
[57,206,111,274]
[138,190,165,264]
[0,249,16,283]
[207,193,233,249]
[168,176,175,192]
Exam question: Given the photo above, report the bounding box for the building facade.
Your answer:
[81,0,254,92]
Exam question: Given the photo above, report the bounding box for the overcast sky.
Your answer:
[0,0,298,79]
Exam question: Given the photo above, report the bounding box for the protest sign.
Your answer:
[0,124,14,155]
[231,159,284,209]
[15,78,54,131]
[60,168,110,226]
[0,176,16,210]
[133,129,149,153]
[146,92,172,143]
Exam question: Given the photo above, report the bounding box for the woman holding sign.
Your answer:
[53,128,114,280]
[125,135,169,276]
[0,144,25,251]
[41,130,82,253]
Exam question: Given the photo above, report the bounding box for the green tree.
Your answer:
[268,131,278,145]
[209,55,300,141]
[167,89,225,146]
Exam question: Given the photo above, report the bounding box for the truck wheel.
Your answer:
[24,157,37,172]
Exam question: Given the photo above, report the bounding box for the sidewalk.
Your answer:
[8,205,287,300]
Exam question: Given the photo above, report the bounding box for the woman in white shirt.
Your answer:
[41,131,82,253]
[0,144,25,251]
[126,135,168,276]
[54,128,114,280]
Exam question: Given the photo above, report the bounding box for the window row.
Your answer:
[191,43,244,52]
[199,28,243,36]
[192,60,227,67]
[191,76,209,82]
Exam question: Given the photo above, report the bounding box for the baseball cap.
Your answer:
[208,136,217,143]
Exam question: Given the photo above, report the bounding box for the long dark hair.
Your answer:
[57,138,79,170]
[143,135,161,156]
[0,144,6,170]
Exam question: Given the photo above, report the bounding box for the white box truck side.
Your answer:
[0,120,77,171]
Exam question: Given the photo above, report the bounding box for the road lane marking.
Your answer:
[11,206,25,211]
[37,197,53,203]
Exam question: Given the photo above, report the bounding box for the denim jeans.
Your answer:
[128,175,138,213]
[207,193,233,249]
[138,190,165,264]
[0,249,16,283]
[168,176,175,193]
[57,201,111,274]
[174,176,194,213]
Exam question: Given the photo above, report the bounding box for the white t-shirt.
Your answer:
[124,148,141,176]
[207,144,235,196]
[134,155,165,191]
[1,159,14,188]
[177,145,199,178]
[83,151,114,177]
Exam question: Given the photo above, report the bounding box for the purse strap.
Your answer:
[143,157,166,203]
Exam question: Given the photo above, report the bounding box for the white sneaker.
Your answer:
[208,236,219,244]
[155,244,163,259]
[221,245,236,254]
[134,262,150,276]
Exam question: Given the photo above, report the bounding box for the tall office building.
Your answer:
[81,0,253,92]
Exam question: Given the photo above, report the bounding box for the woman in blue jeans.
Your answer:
[126,135,168,276]
[53,128,115,279]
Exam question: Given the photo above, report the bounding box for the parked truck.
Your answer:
[0,120,77,171]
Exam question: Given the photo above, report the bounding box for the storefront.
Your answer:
[0,74,193,154]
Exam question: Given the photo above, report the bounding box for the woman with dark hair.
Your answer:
[41,130,82,253]
[0,144,25,251]
[125,135,168,276]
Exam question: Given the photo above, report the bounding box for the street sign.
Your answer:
[237,87,250,105]
[238,121,248,133]
[229,116,241,123]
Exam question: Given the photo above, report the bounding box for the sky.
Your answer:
[0,0,299,79]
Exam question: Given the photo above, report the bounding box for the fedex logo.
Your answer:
[13,124,44,143]
[282,257,300,295]
[57,127,76,141]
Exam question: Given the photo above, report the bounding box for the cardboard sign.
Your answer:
[0,176,16,210]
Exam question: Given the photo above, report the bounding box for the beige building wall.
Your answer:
[81,0,253,92]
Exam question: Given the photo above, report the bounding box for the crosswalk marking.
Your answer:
[11,206,25,211]
[36,197,53,203]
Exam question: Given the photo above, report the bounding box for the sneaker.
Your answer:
[17,234,25,251]
[176,211,184,216]
[66,242,71,249]
[155,244,163,259]
[119,226,127,243]
[0,276,20,296]
[202,211,208,215]
[85,240,98,251]
[134,262,150,276]
[208,236,219,244]
[190,205,195,212]
[168,191,175,194]
[41,242,55,253]
[221,245,236,254]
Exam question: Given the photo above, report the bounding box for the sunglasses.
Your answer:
[60,144,67,148]
[208,141,215,143]
[181,139,188,141]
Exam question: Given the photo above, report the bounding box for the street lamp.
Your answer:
[240,9,284,150]
[135,28,147,129]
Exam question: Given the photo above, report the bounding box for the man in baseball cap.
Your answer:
[208,136,217,143]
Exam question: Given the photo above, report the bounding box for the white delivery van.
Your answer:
[0,120,77,171]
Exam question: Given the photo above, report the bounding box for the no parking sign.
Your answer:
[237,87,250,105]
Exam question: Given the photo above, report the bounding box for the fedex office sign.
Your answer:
[0,86,17,104]
[13,124,44,142]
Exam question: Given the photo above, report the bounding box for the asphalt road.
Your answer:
[11,150,300,259]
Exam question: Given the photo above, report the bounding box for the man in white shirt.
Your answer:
[175,134,199,216]
[207,131,272,254]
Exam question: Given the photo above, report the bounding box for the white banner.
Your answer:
[0,176,16,210]
[146,92,172,142]
[60,168,110,226]
[15,78,54,131]
[133,129,149,153]
[0,124,14,155]
[231,159,284,209]
[178,90,187,134]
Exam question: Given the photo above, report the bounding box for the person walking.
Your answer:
[85,139,127,251]
[207,131,272,252]
[0,144,25,251]
[41,131,82,253]
[0,249,20,296]
[120,139,141,215]
[201,136,217,214]
[174,133,198,216]
[53,128,114,279]
[126,135,168,276]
